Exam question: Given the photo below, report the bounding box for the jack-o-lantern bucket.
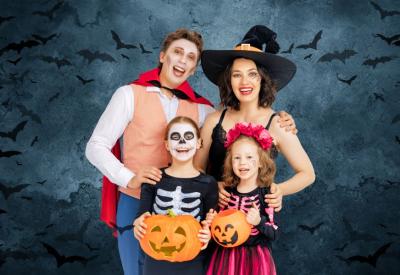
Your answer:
[139,210,202,262]
[211,209,251,248]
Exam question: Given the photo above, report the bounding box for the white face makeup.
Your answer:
[167,123,198,162]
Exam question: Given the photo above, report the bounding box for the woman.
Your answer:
[195,25,315,209]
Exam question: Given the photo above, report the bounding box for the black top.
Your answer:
[138,169,219,275]
[207,109,278,181]
[224,186,278,248]
[138,169,218,220]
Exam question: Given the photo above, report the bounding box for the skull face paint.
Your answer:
[167,123,198,162]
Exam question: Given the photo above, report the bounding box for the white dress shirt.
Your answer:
[85,85,215,188]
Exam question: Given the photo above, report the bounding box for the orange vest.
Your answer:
[119,84,199,198]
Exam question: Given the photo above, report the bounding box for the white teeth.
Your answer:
[240,88,252,92]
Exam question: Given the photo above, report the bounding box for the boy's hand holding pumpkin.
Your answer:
[133,212,151,239]
[199,220,211,250]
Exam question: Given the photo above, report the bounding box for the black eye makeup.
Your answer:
[170,132,181,140]
[183,131,194,140]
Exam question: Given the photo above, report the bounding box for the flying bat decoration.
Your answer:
[374,33,400,46]
[336,74,357,85]
[0,16,16,27]
[32,33,58,45]
[111,30,137,50]
[76,75,94,85]
[281,43,294,54]
[0,120,28,141]
[296,30,322,50]
[0,39,41,56]
[370,1,400,20]
[38,55,72,69]
[318,50,357,64]
[31,1,64,21]
[77,49,116,64]
[362,56,398,69]
[0,150,22,158]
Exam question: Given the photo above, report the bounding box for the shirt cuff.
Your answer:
[116,167,135,188]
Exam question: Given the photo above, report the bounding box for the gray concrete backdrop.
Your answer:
[0,0,399,274]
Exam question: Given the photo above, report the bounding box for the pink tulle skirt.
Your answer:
[206,245,276,275]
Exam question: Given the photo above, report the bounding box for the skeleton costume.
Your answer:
[207,186,278,275]
[137,169,218,275]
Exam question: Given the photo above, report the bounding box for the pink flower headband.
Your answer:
[224,122,274,150]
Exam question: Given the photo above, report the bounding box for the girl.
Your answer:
[133,116,218,275]
[196,25,315,210]
[206,122,281,275]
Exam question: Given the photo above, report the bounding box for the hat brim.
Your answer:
[201,50,296,91]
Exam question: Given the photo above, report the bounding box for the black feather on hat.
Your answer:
[201,25,296,91]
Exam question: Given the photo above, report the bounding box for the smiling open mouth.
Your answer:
[150,241,186,256]
[239,87,253,95]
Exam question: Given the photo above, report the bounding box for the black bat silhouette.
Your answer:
[0,120,28,141]
[111,30,137,50]
[378,223,387,229]
[16,104,42,124]
[38,55,72,69]
[358,176,375,187]
[110,222,134,235]
[32,33,58,44]
[334,243,348,252]
[281,43,294,54]
[296,30,322,50]
[362,56,397,69]
[0,208,6,214]
[0,39,41,56]
[336,74,357,85]
[342,217,377,241]
[370,1,400,20]
[318,50,357,64]
[298,222,324,234]
[48,92,60,102]
[76,75,94,85]
[395,136,400,144]
[139,43,152,54]
[41,242,97,267]
[0,16,16,27]
[121,53,130,60]
[0,149,21,158]
[56,219,91,242]
[373,92,384,101]
[0,182,29,199]
[386,180,400,186]
[304,53,312,60]
[347,242,392,267]
[31,136,39,147]
[374,33,400,46]
[77,49,116,64]
[7,57,22,66]
[37,179,47,185]
[392,114,400,124]
[32,1,64,20]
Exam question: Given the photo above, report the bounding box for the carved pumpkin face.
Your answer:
[211,209,251,248]
[139,214,202,262]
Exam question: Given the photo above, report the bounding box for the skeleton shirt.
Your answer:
[137,169,218,222]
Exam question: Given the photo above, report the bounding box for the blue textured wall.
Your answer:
[1,0,399,274]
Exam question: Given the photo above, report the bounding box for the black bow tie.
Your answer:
[148,80,194,101]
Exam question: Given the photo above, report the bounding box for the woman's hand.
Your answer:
[246,202,261,226]
[265,183,283,212]
[127,167,162,189]
[199,220,212,250]
[277,111,298,134]
[218,181,230,208]
[133,212,151,240]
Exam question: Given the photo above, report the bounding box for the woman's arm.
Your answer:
[270,117,315,196]
[194,111,220,172]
